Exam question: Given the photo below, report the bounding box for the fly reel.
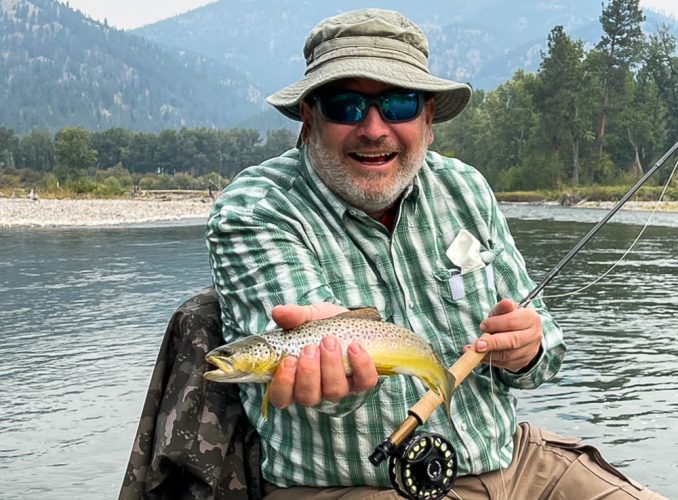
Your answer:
[388,432,457,500]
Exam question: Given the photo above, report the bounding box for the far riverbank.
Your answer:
[1,195,678,229]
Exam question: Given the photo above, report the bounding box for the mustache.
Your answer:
[346,138,401,152]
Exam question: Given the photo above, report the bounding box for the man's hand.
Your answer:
[464,299,543,373]
[267,303,379,410]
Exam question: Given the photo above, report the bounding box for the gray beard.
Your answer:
[306,127,428,215]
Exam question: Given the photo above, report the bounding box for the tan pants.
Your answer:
[263,423,666,500]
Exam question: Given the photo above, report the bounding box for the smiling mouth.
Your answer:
[349,152,398,164]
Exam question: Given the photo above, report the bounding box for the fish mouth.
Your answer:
[203,354,238,381]
[205,354,232,372]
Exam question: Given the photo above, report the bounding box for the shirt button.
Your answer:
[408,302,414,309]
[460,422,467,431]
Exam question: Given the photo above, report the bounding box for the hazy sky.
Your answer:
[64,0,678,30]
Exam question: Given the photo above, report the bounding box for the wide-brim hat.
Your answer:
[266,9,472,124]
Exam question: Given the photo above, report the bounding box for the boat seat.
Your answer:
[119,287,263,500]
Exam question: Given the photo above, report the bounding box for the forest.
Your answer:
[1,0,677,199]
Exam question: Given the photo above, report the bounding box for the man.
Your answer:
[207,9,663,499]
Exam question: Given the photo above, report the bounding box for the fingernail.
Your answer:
[479,322,487,332]
[348,344,362,356]
[283,357,297,370]
[476,340,488,352]
[323,336,337,351]
[302,345,318,358]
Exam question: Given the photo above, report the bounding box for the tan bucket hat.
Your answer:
[266,8,472,124]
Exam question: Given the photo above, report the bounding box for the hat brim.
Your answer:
[266,57,472,124]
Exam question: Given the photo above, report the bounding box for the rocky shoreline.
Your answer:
[0,196,215,228]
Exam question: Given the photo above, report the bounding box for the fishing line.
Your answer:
[488,352,508,500]
[541,156,678,301]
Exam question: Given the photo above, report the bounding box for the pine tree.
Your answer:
[593,0,646,158]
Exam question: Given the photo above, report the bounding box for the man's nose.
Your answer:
[355,105,390,140]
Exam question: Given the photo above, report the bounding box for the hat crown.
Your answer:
[266,8,471,124]
[303,9,429,65]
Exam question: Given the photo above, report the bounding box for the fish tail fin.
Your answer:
[442,370,456,423]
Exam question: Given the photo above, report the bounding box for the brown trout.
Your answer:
[204,307,455,421]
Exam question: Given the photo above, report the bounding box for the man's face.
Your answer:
[301,79,435,218]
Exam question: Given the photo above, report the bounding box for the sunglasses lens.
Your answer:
[317,91,422,123]
[321,92,368,123]
[379,92,421,122]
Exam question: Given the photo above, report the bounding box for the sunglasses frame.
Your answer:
[310,89,428,124]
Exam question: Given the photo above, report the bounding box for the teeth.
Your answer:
[356,152,392,158]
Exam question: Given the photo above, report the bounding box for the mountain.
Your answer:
[2,0,677,134]
[134,0,678,94]
[0,0,265,133]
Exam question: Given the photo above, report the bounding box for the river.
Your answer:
[0,204,676,498]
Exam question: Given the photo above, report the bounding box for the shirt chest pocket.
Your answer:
[433,249,500,332]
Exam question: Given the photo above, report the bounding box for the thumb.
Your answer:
[272,303,347,330]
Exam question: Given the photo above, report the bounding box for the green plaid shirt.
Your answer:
[206,147,566,488]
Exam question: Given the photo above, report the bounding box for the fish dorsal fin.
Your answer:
[335,307,383,322]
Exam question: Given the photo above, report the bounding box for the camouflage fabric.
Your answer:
[119,287,263,500]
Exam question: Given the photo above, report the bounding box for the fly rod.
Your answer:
[369,139,678,497]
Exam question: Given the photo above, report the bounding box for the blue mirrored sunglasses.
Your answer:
[311,90,426,124]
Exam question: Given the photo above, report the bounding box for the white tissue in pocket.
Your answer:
[446,229,485,275]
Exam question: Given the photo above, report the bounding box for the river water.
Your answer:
[0,204,676,498]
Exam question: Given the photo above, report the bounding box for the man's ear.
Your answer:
[300,100,314,144]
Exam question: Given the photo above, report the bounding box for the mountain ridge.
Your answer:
[2,0,677,134]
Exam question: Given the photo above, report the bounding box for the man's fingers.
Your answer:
[488,298,516,317]
[346,343,379,392]
[481,307,531,334]
[320,336,350,401]
[477,329,536,352]
[294,344,322,406]
[268,356,297,409]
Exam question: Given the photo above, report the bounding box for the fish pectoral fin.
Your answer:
[336,306,383,322]
[261,382,272,422]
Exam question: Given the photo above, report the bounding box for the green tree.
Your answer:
[90,128,133,169]
[0,127,19,169]
[18,129,55,171]
[534,26,592,184]
[480,70,541,187]
[593,0,646,157]
[257,129,297,162]
[640,26,678,153]
[126,132,158,174]
[54,127,97,183]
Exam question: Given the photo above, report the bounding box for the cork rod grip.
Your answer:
[408,335,490,422]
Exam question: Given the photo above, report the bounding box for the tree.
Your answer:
[54,127,97,183]
[593,0,646,157]
[0,127,19,169]
[641,26,678,147]
[18,129,55,171]
[534,26,592,184]
[257,129,297,162]
[90,128,133,169]
[481,70,542,188]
